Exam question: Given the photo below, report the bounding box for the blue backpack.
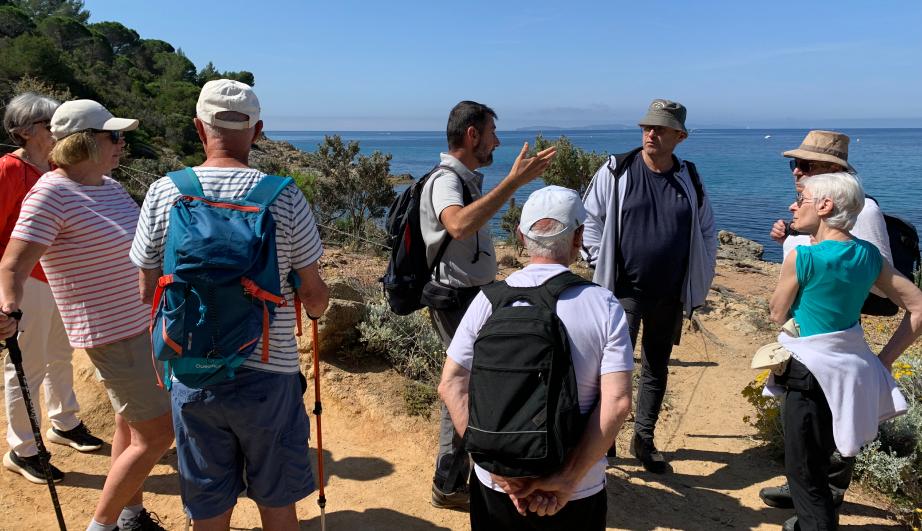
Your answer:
[150,168,296,389]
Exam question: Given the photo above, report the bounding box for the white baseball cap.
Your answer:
[196,79,260,130]
[519,185,587,240]
[50,100,139,140]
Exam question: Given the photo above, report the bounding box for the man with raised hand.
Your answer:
[439,185,633,529]
[582,99,717,474]
[422,101,555,509]
[130,79,329,531]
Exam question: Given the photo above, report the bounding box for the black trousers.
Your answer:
[617,295,684,440]
[469,472,607,531]
[782,359,838,531]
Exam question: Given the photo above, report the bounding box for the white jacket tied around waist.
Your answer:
[581,154,717,317]
[762,324,907,457]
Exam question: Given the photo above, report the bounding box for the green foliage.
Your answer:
[740,370,784,456]
[404,381,439,418]
[0,5,34,37]
[533,134,608,196]
[0,4,258,172]
[357,291,445,387]
[855,354,922,516]
[309,135,396,242]
[500,197,524,254]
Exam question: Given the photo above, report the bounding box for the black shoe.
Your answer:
[3,451,64,484]
[606,445,617,468]
[760,482,845,509]
[782,515,800,531]
[631,434,667,474]
[47,422,103,452]
[759,483,794,509]
[431,484,470,511]
[119,509,166,531]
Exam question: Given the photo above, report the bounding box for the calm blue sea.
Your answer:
[266,129,922,262]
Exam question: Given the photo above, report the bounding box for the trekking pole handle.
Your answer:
[1,310,23,364]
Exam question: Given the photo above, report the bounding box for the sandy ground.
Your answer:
[0,252,908,530]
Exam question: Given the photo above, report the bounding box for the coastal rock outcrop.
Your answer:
[717,230,764,262]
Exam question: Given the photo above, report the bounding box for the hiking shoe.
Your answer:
[630,434,667,474]
[47,422,103,452]
[760,482,845,509]
[431,484,470,511]
[3,451,64,484]
[759,483,794,508]
[119,509,166,531]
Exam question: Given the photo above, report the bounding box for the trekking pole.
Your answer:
[310,317,327,531]
[1,310,67,531]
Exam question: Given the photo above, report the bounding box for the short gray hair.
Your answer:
[3,92,59,146]
[522,219,574,261]
[802,171,865,231]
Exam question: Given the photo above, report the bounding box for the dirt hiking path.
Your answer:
[0,254,907,530]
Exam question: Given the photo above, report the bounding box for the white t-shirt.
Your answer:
[12,174,148,348]
[447,263,634,500]
[129,167,323,374]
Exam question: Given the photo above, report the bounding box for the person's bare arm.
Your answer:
[873,262,922,370]
[294,262,329,319]
[139,267,162,305]
[506,370,632,516]
[769,249,800,325]
[0,239,48,338]
[439,143,555,240]
[438,358,471,436]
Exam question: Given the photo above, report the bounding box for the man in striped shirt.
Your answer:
[130,80,329,530]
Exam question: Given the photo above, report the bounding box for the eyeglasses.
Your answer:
[92,130,123,144]
[795,192,815,207]
[789,159,816,173]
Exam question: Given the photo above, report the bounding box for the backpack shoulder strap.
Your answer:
[480,280,514,312]
[168,167,205,197]
[245,174,294,207]
[541,271,592,305]
[684,160,705,208]
[427,165,475,276]
[608,147,643,181]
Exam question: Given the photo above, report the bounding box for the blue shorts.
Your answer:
[171,368,315,520]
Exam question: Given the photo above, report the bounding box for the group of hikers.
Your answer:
[0,81,919,531]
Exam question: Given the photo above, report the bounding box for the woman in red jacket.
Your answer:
[1,92,103,484]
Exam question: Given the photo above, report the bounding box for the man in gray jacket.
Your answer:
[581,99,717,474]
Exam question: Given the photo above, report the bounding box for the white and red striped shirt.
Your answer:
[12,173,148,348]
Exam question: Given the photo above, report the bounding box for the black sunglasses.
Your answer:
[789,159,815,173]
[91,129,123,144]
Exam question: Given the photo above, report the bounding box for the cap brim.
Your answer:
[637,115,686,133]
[100,117,139,132]
[781,148,848,168]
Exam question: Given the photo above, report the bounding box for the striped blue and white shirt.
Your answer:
[129,167,323,374]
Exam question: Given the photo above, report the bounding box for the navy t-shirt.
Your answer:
[615,155,692,298]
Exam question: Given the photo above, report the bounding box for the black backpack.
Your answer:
[465,271,592,478]
[861,196,922,316]
[379,165,471,315]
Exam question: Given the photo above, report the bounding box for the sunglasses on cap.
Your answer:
[91,129,123,144]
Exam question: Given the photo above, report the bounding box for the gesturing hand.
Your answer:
[770,219,788,244]
[506,142,556,188]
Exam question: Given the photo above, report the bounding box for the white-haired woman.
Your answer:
[0,100,171,531]
[768,172,922,531]
[1,92,104,485]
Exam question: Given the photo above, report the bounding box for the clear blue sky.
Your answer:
[85,1,922,130]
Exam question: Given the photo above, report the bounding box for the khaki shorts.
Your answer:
[85,332,171,422]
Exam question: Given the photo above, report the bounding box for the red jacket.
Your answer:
[0,153,48,283]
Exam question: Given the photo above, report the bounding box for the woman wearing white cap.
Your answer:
[0,100,171,531]
[2,92,105,486]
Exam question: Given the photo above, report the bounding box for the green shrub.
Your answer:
[357,289,445,387]
[741,369,784,456]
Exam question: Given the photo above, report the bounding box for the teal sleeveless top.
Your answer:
[791,238,882,337]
